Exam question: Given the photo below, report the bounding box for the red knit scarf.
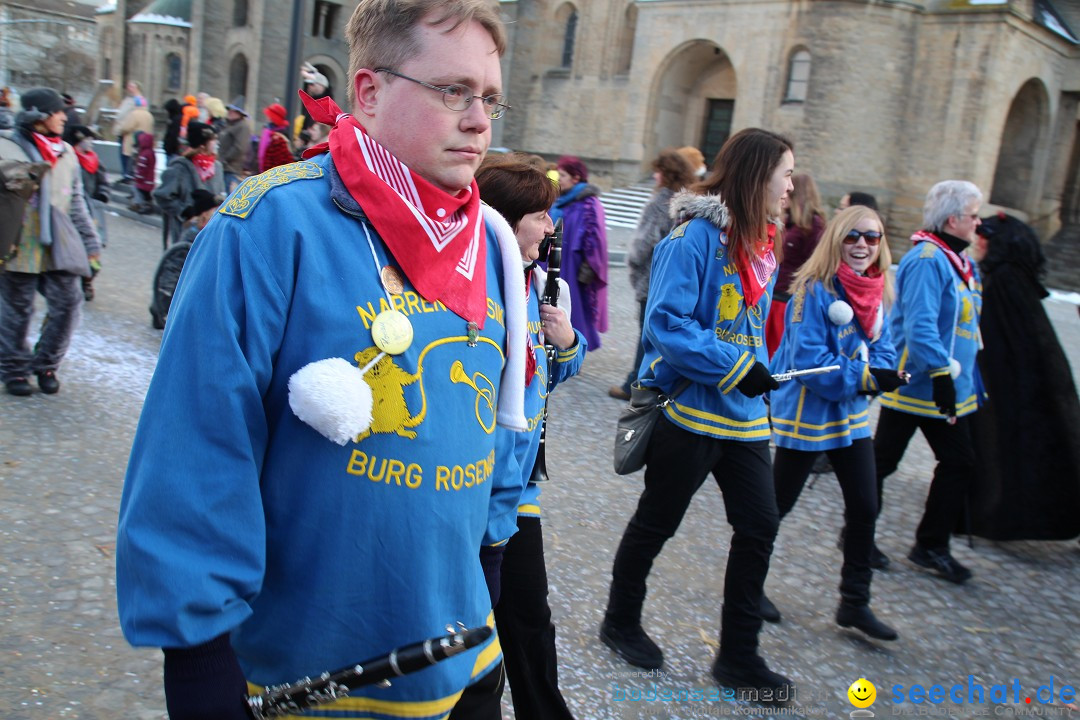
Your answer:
[911,230,974,289]
[75,146,100,175]
[836,261,884,340]
[299,91,487,326]
[192,153,217,182]
[31,132,64,166]
[734,223,778,308]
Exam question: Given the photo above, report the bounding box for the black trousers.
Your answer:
[773,438,877,606]
[621,298,648,394]
[605,414,778,661]
[874,408,976,549]
[448,663,504,720]
[493,516,576,720]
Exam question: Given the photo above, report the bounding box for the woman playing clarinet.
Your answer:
[475,155,585,720]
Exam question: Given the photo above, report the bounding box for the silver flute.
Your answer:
[771,365,842,383]
[246,625,492,719]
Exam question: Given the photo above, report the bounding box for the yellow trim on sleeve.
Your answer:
[718,352,754,394]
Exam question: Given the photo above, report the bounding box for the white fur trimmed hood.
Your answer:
[669,190,730,229]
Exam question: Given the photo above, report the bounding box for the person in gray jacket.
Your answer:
[609,148,695,400]
[153,121,224,249]
[0,87,101,396]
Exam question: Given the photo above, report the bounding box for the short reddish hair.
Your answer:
[477,154,558,229]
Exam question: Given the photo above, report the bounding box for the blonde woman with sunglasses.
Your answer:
[765,205,907,641]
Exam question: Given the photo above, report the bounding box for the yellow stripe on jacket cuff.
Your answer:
[719,352,754,394]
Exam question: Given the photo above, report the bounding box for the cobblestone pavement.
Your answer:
[0,214,1077,719]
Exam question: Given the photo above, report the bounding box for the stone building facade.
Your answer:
[0,0,98,104]
[501,0,1080,240]
[92,0,1079,239]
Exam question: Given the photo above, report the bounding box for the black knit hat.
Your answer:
[18,87,65,122]
[63,124,100,145]
[185,121,216,150]
[181,189,223,220]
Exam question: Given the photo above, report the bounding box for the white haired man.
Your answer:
[873,180,983,584]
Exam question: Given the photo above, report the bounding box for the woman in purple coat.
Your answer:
[551,156,609,349]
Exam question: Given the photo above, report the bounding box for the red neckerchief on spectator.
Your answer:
[911,230,974,289]
[835,261,884,340]
[299,91,487,327]
[733,223,777,308]
[191,153,217,182]
[31,132,64,166]
[75,146,100,175]
[524,270,537,386]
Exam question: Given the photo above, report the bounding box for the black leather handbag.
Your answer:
[613,379,690,475]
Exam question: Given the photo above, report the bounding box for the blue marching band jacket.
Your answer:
[879,239,982,419]
[770,279,897,451]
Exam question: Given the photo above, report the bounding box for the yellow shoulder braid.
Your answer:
[919,241,937,259]
[220,162,324,219]
[669,221,689,239]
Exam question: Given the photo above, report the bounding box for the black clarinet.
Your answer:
[530,220,563,484]
[246,626,492,719]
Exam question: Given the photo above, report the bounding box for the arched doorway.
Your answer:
[643,41,735,172]
[990,79,1050,214]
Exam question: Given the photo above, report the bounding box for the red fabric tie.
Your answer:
[911,230,974,289]
[524,272,537,386]
[75,147,100,175]
[299,91,488,327]
[836,262,884,339]
[31,132,63,167]
[735,223,778,308]
[192,153,217,182]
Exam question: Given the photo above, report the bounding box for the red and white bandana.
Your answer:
[911,230,974,289]
[300,92,487,326]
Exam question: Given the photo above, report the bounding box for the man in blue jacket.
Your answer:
[115,2,529,719]
[875,180,983,584]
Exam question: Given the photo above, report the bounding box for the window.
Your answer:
[229,54,249,101]
[615,3,637,74]
[166,53,182,91]
[702,99,734,163]
[561,9,577,68]
[784,49,811,103]
[233,0,248,27]
[312,1,341,39]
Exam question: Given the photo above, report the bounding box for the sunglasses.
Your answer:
[843,230,883,246]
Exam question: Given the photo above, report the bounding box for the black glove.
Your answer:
[870,367,908,394]
[163,633,250,720]
[479,544,506,607]
[577,260,597,286]
[931,374,956,418]
[736,361,779,398]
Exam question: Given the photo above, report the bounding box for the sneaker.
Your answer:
[5,377,32,396]
[608,385,631,401]
[836,602,899,641]
[759,594,781,624]
[36,371,60,395]
[711,655,796,704]
[599,620,663,669]
[907,544,972,584]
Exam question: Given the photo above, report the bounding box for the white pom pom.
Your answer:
[948,358,961,379]
[288,358,373,445]
[828,300,854,326]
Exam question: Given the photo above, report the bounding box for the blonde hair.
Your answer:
[789,205,894,308]
[345,0,506,104]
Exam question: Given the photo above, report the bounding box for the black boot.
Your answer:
[839,527,890,570]
[759,594,781,624]
[836,602,898,641]
[599,620,663,669]
[711,655,796,703]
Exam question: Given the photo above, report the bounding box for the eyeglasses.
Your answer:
[843,230,883,246]
[374,68,510,120]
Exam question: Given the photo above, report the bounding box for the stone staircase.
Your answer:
[600,181,653,230]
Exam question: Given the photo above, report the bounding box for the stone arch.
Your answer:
[228,53,249,102]
[990,78,1050,214]
[642,40,736,173]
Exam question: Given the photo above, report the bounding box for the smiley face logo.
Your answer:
[848,678,876,708]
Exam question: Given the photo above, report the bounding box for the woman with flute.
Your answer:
[600,128,794,694]
[475,154,585,720]
[765,205,907,640]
